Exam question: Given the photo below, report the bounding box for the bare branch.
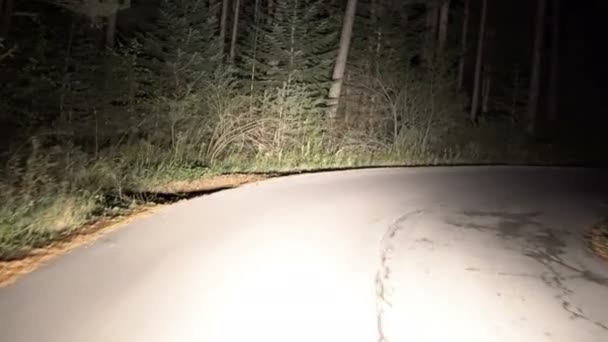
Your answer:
[0,45,16,63]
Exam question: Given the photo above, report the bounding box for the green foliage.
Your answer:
[351,0,424,77]
[238,0,339,94]
[129,0,234,153]
[0,139,99,259]
[136,0,223,96]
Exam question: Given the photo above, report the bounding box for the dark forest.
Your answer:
[0,0,606,257]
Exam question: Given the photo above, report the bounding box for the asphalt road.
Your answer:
[1,166,608,342]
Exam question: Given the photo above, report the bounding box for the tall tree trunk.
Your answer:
[458,0,470,89]
[1,0,13,39]
[368,0,377,71]
[547,0,560,122]
[229,0,241,63]
[248,0,260,113]
[470,0,487,122]
[527,0,546,135]
[219,0,229,55]
[105,11,117,48]
[482,66,491,114]
[510,65,522,122]
[267,0,274,24]
[367,0,380,119]
[423,3,439,62]
[328,0,358,118]
[369,0,383,76]
[287,0,297,82]
[438,0,451,53]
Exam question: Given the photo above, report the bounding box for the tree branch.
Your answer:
[0,45,16,63]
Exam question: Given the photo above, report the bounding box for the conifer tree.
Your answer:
[132,0,224,148]
[137,0,222,98]
[239,0,339,95]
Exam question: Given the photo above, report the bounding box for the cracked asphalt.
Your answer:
[1,166,608,342]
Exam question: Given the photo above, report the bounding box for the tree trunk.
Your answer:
[547,0,560,122]
[105,11,117,48]
[510,65,522,122]
[482,67,491,114]
[1,0,13,39]
[370,0,383,76]
[527,0,546,135]
[470,0,487,122]
[328,0,358,118]
[229,0,241,63]
[423,3,439,62]
[458,0,469,89]
[368,0,376,70]
[438,0,451,53]
[220,0,229,55]
[267,0,274,24]
[248,0,260,113]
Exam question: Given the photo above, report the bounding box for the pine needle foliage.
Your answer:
[135,0,223,99]
[239,0,339,95]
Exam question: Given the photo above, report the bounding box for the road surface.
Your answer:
[1,166,608,342]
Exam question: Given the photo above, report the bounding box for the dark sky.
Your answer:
[561,0,606,128]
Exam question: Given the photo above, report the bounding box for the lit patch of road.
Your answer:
[0,166,607,342]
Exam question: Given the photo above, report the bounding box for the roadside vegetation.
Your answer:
[0,0,599,261]
[590,219,608,262]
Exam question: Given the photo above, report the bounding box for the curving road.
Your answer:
[1,166,608,342]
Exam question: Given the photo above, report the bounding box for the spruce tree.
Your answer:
[239,0,339,95]
[136,0,223,99]
[133,0,225,148]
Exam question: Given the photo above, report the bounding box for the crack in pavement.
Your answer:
[526,249,608,331]
[375,210,425,342]
[449,209,608,331]
[373,207,608,342]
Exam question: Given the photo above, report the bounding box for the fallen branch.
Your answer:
[0,45,17,63]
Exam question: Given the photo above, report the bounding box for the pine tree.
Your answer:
[132,0,225,148]
[136,0,223,99]
[350,1,422,80]
[239,0,339,95]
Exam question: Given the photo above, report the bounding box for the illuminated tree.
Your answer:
[219,0,229,54]
[470,0,487,122]
[458,0,469,89]
[229,0,241,63]
[437,0,450,53]
[240,0,338,92]
[328,0,357,117]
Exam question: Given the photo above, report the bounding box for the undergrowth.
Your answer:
[0,101,559,261]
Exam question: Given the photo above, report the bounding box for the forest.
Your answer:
[0,0,605,259]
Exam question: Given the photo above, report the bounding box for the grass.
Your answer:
[0,148,259,261]
[0,133,565,263]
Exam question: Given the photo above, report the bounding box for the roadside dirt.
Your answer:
[589,219,608,263]
[138,173,270,193]
[0,174,270,288]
